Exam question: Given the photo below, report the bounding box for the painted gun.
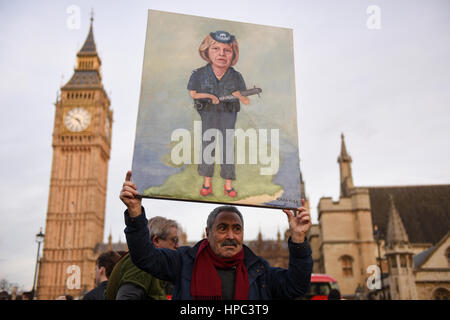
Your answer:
[194,86,262,110]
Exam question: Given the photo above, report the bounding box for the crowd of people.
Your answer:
[4,169,341,301]
[0,290,33,300]
[60,168,314,300]
[93,170,314,300]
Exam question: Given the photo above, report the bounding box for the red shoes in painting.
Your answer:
[224,186,237,197]
[200,184,237,197]
[200,185,212,196]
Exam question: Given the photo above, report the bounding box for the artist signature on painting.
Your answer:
[276,197,301,206]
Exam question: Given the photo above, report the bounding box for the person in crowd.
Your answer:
[106,216,180,300]
[120,170,313,300]
[82,251,120,300]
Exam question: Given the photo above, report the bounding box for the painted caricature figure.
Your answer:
[187,31,250,198]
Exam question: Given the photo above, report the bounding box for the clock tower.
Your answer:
[37,17,113,299]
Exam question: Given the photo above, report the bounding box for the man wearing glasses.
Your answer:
[106,216,181,300]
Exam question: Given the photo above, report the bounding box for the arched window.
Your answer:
[339,255,353,277]
[390,256,397,268]
[432,288,449,300]
[400,255,407,268]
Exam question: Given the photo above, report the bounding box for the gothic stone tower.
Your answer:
[37,18,113,299]
[385,196,418,300]
[318,134,378,297]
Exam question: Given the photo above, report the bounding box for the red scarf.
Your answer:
[190,239,249,300]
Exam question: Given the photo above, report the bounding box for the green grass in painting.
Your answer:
[142,164,282,202]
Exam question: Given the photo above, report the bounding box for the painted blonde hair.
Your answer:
[198,34,240,66]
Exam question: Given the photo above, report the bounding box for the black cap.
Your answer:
[210,30,235,44]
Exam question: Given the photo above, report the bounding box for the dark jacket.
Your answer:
[82,281,108,300]
[124,208,313,300]
[187,64,246,112]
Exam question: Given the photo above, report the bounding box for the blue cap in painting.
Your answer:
[210,30,236,44]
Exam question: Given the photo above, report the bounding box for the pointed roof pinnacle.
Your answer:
[90,8,94,24]
[64,15,103,90]
[338,133,354,197]
[386,194,409,246]
[338,133,352,163]
[78,15,97,55]
[107,229,113,251]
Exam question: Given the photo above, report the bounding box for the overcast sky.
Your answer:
[1,0,449,291]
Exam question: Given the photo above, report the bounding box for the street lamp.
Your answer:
[32,227,45,300]
[373,224,385,300]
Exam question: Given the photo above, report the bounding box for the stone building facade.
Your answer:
[312,134,450,299]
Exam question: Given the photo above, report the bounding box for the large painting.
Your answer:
[132,10,303,209]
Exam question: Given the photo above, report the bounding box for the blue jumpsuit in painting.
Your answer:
[187,63,246,180]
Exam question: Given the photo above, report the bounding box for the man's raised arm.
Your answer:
[269,201,313,299]
[120,171,179,282]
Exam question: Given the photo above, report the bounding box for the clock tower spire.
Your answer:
[37,18,113,300]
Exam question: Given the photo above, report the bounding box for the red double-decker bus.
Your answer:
[304,274,341,300]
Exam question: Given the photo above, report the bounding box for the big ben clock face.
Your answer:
[64,107,91,132]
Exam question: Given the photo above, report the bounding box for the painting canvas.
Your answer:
[131,10,303,209]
